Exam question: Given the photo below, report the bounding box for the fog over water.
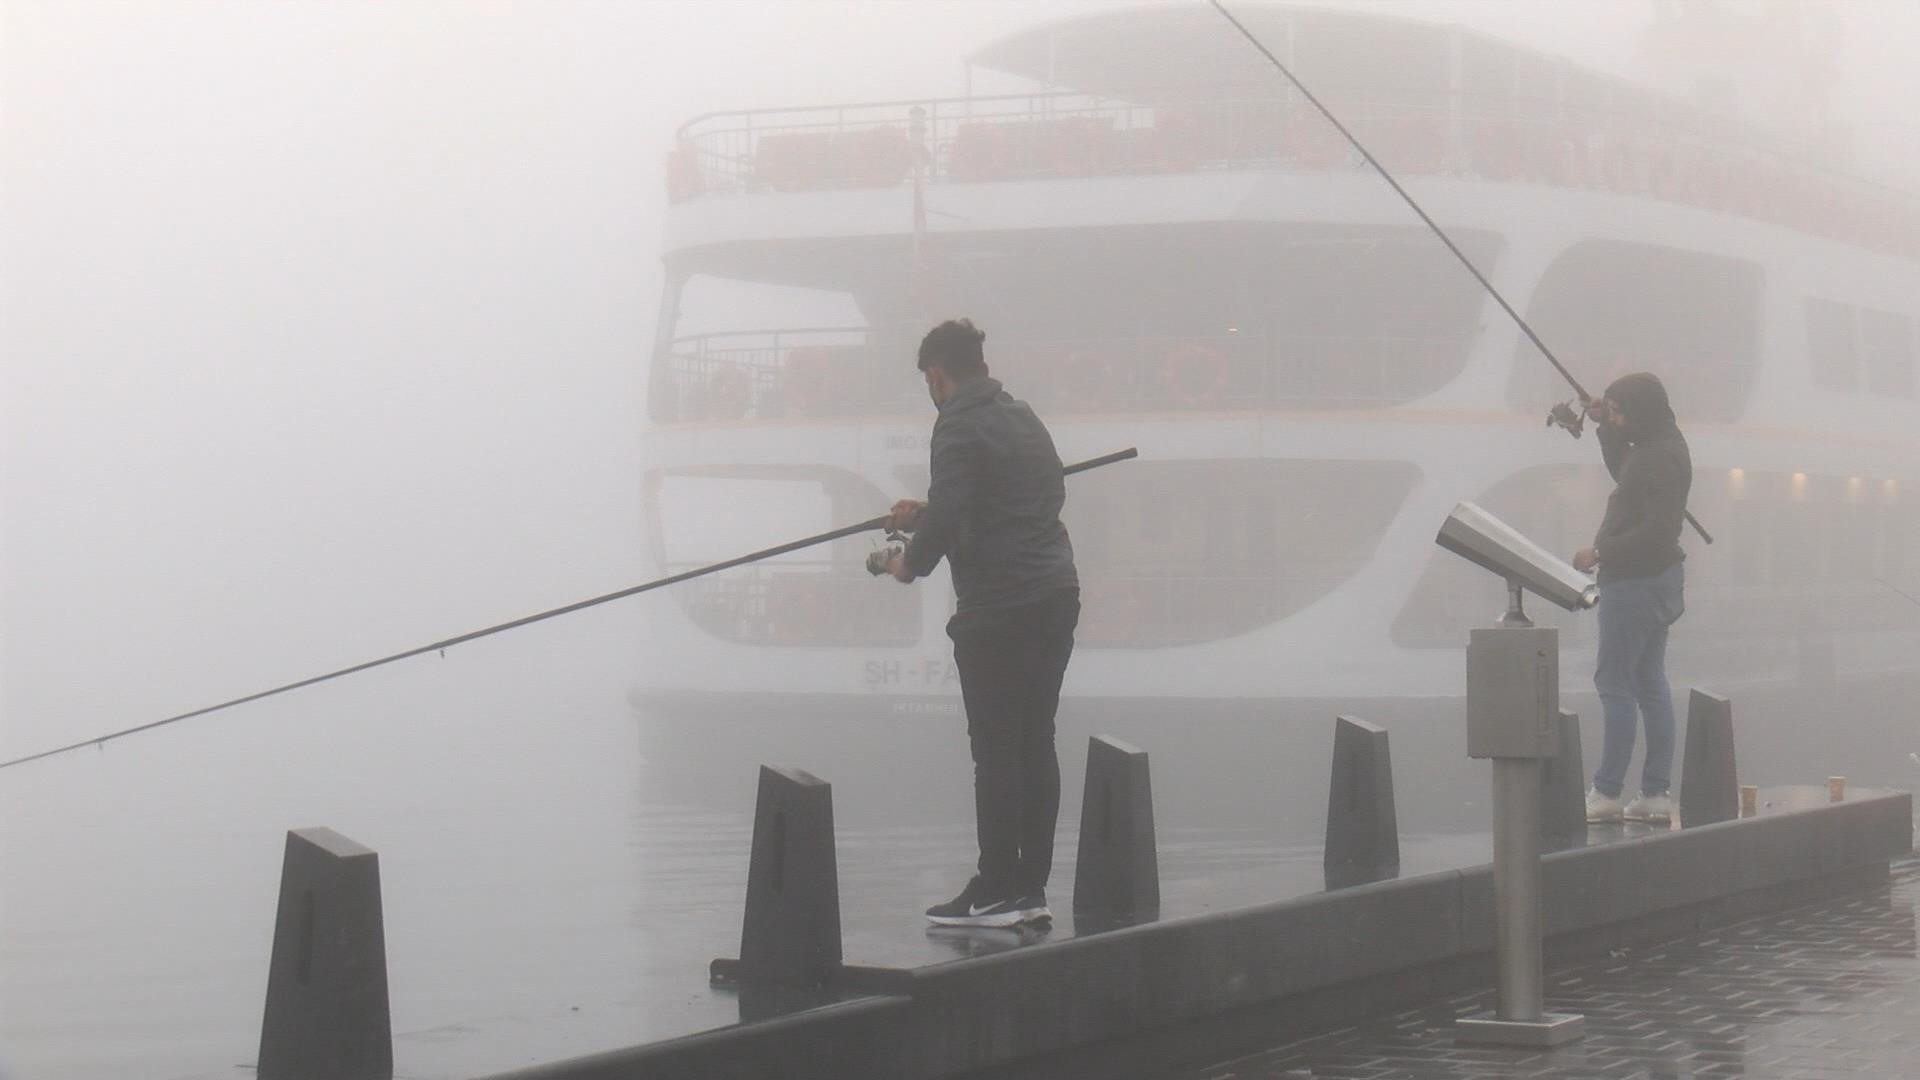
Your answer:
[5,2,1920,1078]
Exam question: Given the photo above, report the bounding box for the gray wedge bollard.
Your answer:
[713,766,842,986]
[1324,716,1399,888]
[1073,735,1160,921]
[1680,689,1738,827]
[258,828,392,1080]
[1540,709,1587,845]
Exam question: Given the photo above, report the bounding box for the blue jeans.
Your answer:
[1591,561,1684,799]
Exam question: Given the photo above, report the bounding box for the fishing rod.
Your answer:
[1206,0,1713,546]
[1880,577,1920,610]
[0,447,1139,772]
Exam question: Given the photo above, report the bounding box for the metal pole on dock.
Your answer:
[1491,756,1545,1022]
[1455,583,1584,1046]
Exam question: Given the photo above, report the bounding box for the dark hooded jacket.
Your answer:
[904,376,1078,614]
[1592,372,1692,582]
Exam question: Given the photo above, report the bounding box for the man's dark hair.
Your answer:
[917,318,989,379]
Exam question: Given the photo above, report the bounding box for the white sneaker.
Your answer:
[1624,791,1673,824]
[1585,787,1625,823]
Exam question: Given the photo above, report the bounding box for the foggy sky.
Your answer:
[5,0,1920,757]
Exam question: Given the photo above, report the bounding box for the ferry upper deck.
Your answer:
[648,4,1920,443]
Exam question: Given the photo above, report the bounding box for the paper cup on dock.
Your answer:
[1827,776,1847,802]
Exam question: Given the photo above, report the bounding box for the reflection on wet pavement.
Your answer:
[1170,859,1920,1080]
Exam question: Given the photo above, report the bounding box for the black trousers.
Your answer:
[948,588,1080,897]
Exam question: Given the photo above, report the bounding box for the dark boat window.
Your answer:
[647,466,919,647]
[1067,459,1418,648]
[1505,240,1762,423]
[651,223,1501,423]
[1859,306,1916,398]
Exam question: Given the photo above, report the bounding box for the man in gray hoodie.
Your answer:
[882,319,1080,927]
[1572,372,1693,825]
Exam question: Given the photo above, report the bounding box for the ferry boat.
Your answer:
[632,4,1920,731]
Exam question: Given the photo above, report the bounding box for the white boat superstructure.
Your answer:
[635,4,1920,711]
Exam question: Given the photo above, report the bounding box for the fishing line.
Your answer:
[1205,0,1714,545]
[0,447,1138,771]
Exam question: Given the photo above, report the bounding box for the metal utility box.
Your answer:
[1467,627,1559,759]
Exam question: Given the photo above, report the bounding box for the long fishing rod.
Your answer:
[1206,0,1713,546]
[1879,577,1920,610]
[0,446,1140,771]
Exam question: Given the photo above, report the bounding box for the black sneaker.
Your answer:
[925,879,1052,927]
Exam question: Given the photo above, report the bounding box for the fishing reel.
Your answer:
[1546,398,1586,439]
[866,532,908,576]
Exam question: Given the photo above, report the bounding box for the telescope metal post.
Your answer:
[1456,622,1585,1047]
[1491,755,1544,1021]
[1499,579,1532,628]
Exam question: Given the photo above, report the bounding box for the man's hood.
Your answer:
[1605,372,1675,438]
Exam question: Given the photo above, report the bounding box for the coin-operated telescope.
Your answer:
[1436,501,1597,628]
[1435,502,1588,1047]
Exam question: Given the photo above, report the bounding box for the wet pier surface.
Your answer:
[1167,857,1920,1080]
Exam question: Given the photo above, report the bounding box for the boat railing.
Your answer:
[651,327,1476,422]
[665,84,1920,260]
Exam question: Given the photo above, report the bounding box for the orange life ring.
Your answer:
[1640,140,1677,201]
[1386,113,1447,175]
[781,346,838,419]
[948,123,1013,183]
[1047,116,1109,178]
[1160,342,1231,410]
[1290,108,1349,170]
[1148,110,1207,173]
[1470,119,1527,183]
[1600,136,1634,191]
[665,142,705,203]
[705,361,751,421]
[1541,131,1582,187]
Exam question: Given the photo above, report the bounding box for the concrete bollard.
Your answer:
[1073,735,1160,921]
[712,766,842,987]
[1679,689,1738,827]
[258,828,392,1080]
[1539,709,1587,845]
[1324,716,1399,889]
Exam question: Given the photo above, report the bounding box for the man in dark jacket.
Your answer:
[882,318,1079,928]
[1572,372,1692,825]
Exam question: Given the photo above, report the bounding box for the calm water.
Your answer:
[3,609,1913,1079]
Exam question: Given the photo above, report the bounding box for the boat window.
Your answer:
[1506,240,1762,423]
[1066,459,1418,648]
[1805,297,1858,391]
[1859,307,1916,398]
[647,467,919,646]
[940,223,1502,413]
[653,224,1501,422]
[650,274,867,423]
[1805,298,1917,399]
[655,474,831,569]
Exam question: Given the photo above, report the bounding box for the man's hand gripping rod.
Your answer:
[867,447,1138,575]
